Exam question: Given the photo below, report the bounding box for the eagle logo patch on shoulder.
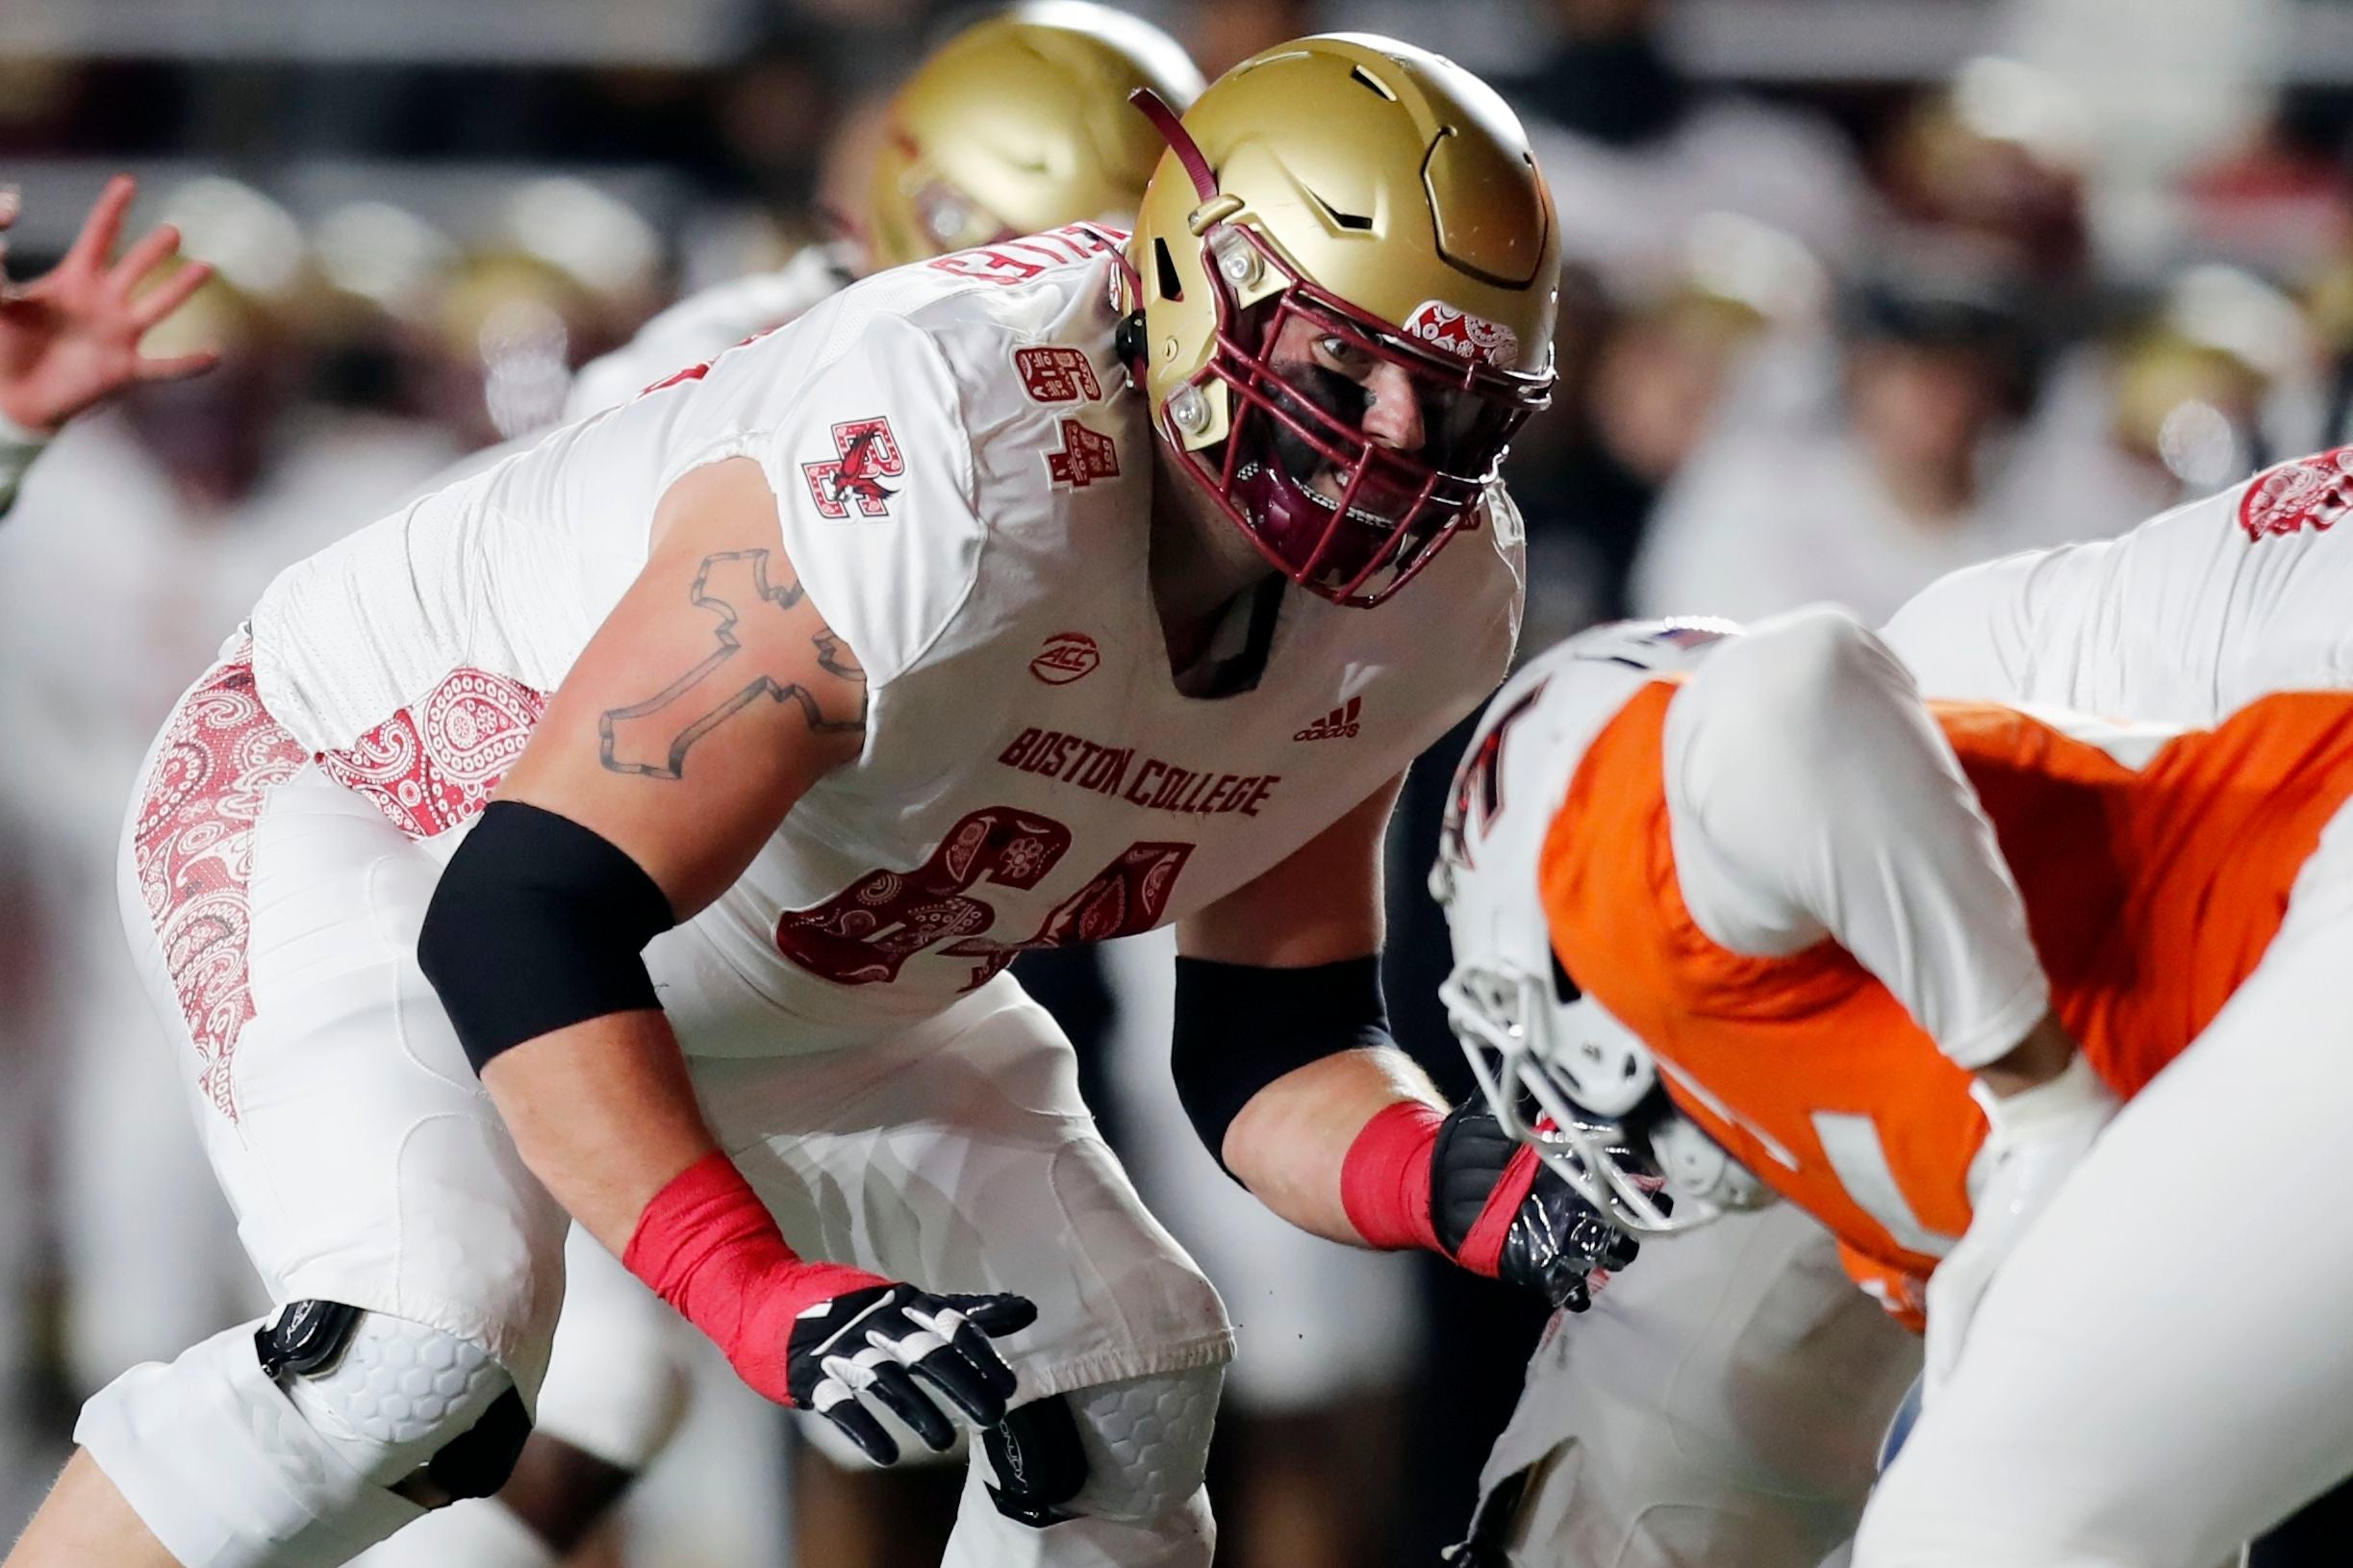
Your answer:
[2240,448,2353,542]
[801,417,904,519]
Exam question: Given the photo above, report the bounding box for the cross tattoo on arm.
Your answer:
[598,549,868,780]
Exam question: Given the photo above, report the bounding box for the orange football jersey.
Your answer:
[1540,680,2353,1291]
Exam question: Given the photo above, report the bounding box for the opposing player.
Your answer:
[1437,599,2353,1566]
[1444,448,2353,1568]
[343,11,1212,1563]
[1,176,218,517]
[8,35,1627,1568]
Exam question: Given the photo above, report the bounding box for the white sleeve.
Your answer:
[1662,605,2050,1070]
[740,313,983,691]
[1878,550,2043,702]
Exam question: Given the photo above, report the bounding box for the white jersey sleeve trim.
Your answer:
[1662,605,2050,1070]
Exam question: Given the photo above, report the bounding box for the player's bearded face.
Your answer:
[1200,284,1531,605]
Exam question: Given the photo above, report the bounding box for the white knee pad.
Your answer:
[1064,1365,1224,1525]
[77,1309,517,1568]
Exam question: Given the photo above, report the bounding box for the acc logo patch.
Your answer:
[801,417,903,519]
[2239,448,2353,542]
[1030,632,1101,686]
[1403,301,1520,370]
[1046,420,1120,490]
[1014,346,1102,404]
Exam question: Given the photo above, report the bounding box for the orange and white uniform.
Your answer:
[1470,453,2353,1568]
[1549,641,2353,1290]
[1507,606,2353,1568]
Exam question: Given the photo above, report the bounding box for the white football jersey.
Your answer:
[248,227,1524,1056]
[1884,449,2353,721]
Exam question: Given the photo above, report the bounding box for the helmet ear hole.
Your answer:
[1152,237,1184,302]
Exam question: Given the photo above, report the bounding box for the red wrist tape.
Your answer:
[1340,1100,1445,1254]
[622,1150,880,1404]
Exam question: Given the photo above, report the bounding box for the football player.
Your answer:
[1,176,219,517]
[342,11,1213,1565]
[1437,594,2353,1566]
[8,35,1628,1568]
[1445,449,2353,1568]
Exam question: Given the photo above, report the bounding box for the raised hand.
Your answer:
[0,176,220,436]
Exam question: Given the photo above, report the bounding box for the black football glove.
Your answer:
[785,1282,1037,1464]
[1430,1102,1641,1311]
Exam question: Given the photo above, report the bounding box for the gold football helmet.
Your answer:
[867,2,1204,270]
[1125,35,1558,605]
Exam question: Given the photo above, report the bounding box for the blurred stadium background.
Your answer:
[3,0,2348,1562]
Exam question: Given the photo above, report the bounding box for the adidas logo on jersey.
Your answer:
[1293,695,1362,742]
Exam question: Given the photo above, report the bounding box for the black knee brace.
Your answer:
[983,1394,1089,1527]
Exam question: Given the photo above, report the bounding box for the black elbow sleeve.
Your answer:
[1170,953,1393,1176]
[418,801,677,1074]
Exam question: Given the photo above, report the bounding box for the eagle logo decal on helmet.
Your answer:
[1403,302,1521,370]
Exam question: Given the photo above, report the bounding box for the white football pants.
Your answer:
[1476,1202,1918,1568]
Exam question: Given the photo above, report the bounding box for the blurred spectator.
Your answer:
[2102,264,2314,487]
[1510,0,1873,294]
[1881,57,2094,293]
[2180,106,2353,282]
[1505,215,1827,632]
[1632,262,2054,624]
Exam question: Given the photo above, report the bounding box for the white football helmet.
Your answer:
[1432,619,1775,1235]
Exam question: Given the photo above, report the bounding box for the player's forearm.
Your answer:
[1670,607,2050,1070]
[480,1009,719,1256]
[1223,1047,1441,1243]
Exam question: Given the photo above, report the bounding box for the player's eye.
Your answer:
[1314,334,1373,376]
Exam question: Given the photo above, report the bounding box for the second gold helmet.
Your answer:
[867,3,1204,269]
